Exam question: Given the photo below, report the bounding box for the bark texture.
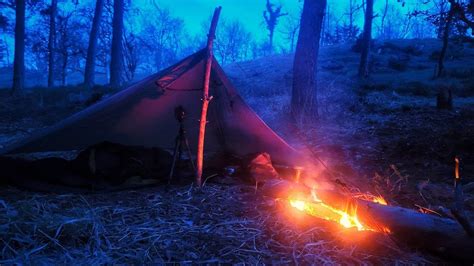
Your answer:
[47,0,57,88]
[196,7,221,187]
[437,3,455,78]
[291,0,326,121]
[12,0,25,94]
[110,0,124,88]
[358,0,374,78]
[84,0,104,89]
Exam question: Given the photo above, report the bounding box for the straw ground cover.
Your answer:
[0,183,437,264]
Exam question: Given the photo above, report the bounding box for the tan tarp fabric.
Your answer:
[2,49,302,165]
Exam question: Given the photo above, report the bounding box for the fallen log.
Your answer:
[260,180,474,262]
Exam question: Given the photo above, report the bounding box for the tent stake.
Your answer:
[196,6,222,188]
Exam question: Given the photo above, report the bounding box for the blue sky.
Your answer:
[132,0,425,46]
[135,0,304,44]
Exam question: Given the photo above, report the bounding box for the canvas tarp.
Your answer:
[2,49,303,166]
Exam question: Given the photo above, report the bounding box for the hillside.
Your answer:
[226,38,474,209]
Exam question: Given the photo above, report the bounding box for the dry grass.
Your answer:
[0,183,438,264]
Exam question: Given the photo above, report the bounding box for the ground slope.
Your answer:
[1,39,473,263]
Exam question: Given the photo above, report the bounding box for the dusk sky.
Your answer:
[132,0,428,45]
[134,0,304,45]
[0,0,434,64]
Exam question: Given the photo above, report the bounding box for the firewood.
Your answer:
[260,180,474,261]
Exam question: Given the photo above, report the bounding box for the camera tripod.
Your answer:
[168,106,196,183]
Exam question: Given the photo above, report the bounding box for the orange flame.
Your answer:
[289,190,389,232]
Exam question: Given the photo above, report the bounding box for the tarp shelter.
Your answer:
[1,49,302,165]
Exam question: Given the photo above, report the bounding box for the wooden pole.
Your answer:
[196,7,222,188]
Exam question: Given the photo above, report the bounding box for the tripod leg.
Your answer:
[168,137,181,183]
[183,136,196,172]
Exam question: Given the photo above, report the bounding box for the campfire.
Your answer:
[261,177,474,262]
[288,188,388,232]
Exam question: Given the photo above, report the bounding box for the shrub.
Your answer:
[379,42,423,56]
[402,45,423,56]
[429,50,440,61]
[396,82,432,97]
[458,80,474,97]
[388,56,409,71]
[446,68,474,79]
[351,36,376,53]
[360,83,389,92]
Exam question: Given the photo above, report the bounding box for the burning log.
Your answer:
[261,180,474,261]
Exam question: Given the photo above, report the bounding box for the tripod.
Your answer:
[168,106,196,183]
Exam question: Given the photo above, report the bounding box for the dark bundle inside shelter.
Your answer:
[0,142,172,191]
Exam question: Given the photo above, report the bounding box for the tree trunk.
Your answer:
[437,3,455,78]
[83,0,104,89]
[358,0,374,78]
[380,0,388,38]
[110,0,124,88]
[3,34,10,66]
[47,0,57,88]
[349,0,355,38]
[12,0,25,94]
[61,53,67,86]
[196,7,221,188]
[269,30,274,51]
[291,0,326,122]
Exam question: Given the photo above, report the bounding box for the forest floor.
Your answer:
[0,38,473,264]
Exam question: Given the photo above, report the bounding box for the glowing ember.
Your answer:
[289,190,389,232]
[290,200,306,211]
[372,196,388,205]
[353,193,388,205]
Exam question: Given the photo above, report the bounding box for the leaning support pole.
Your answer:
[196,7,222,188]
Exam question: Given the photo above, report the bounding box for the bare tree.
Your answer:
[110,0,124,88]
[291,0,326,121]
[56,11,84,86]
[95,1,113,81]
[281,15,300,52]
[123,32,139,81]
[437,0,474,77]
[47,0,57,88]
[83,0,104,89]
[358,0,374,78]
[434,0,449,38]
[263,0,287,52]
[347,0,362,40]
[139,6,186,72]
[12,0,25,94]
[379,0,389,38]
[0,12,10,67]
[214,19,252,64]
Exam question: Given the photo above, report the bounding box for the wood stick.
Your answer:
[196,6,222,188]
[451,157,473,237]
